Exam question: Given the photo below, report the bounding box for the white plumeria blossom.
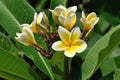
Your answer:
[15,26,36,46]
[52,26,87,57]
[49,5,66,16]
[49,5,77,16]
[58,11,76,30]
[29,12,43,34]
[80,11,99,31]
[28,12,48,35]
[50,5,77,30]
[34,12,43,25]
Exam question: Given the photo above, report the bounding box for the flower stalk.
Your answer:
[64,56,70,80]
[33,43,53,59]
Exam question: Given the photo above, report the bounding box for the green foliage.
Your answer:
[0,47,41,80]
[82,24,120,80]
[0,0,54,79]
[0,0,35,24]
[113,54,120,69]
[0,32,19,56]
[35,0,47,11]
[100,58,115,76]
[19,45,54,79]
[114,69,120,80]
[51,52,64,80]
[0,0,120,79]
[0,1,20,37]
[50,0,67,9]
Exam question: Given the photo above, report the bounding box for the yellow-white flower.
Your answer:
[49,5,66,16]
[58,11,76,31]
[52,26,87,57]
[15,26,36,46]
[30,12,48,35]
[80,11,99,31]
[50,5,77,30]
[42,12,50,27]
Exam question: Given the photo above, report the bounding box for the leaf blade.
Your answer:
[82,24,120,80]
[0,47,41,80]
[0,0,54,79]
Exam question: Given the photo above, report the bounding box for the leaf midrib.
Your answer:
[0,69,26,80]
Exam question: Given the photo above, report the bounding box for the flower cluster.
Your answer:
[15,5,99,58]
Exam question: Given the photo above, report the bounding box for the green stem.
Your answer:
[64,56,70,80]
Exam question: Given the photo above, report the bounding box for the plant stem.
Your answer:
[33,43,52,59]
[64,56,70,80]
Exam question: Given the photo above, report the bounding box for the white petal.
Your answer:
[64,15,73,24]
[50,5,66,16]
[58,15,65,26]
[15,27,36,46]
[57,5,66,10]
[34,13,37,24]
[58,26,70,45]
[52,41,68,51]
[16,33,22,37]
[15,33,30,46]
[22,27,36,44]
[67,6,77,12]
[87,12,97,21]
[42,12,50,26]
[72,40,87,53]
[64,13,76,30]
[80,17,87,25]
[89,17,99,26]
[20,24,30,29]
[22,27,34,38]
[82,11,86,18]
[70,27,81,42]
[37,12,43,24]
[64,47,76,57]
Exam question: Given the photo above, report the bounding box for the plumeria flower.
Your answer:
[30,12,48,35]
[58,11,76,31]
[80,11,99,31]
[50,5,77,30]
[42,12,50,27]
[15,26,37,46]
[49,5,66,16]
[52,26,87,57]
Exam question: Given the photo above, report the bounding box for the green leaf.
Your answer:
[0,0,54,79]
[82,24,120,80]
[0,32,19,56]
[96,15,110,34]
[100,58,115,76]
[100,72,114,80]
[0,0,35,24]
[79,32,101,59]
[96,12,120,34]
[114,69,120,80]
[0,0,35,37]
[100,12,120,26]
[51,52,72,80]
[50,0,67,9]
[51,52,64,80]
[114,55,120,69]
[0,1,20,37]
[19,45,54,80]
[0,47,41,80]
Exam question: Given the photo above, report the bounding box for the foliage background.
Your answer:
[0,0,120,80]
